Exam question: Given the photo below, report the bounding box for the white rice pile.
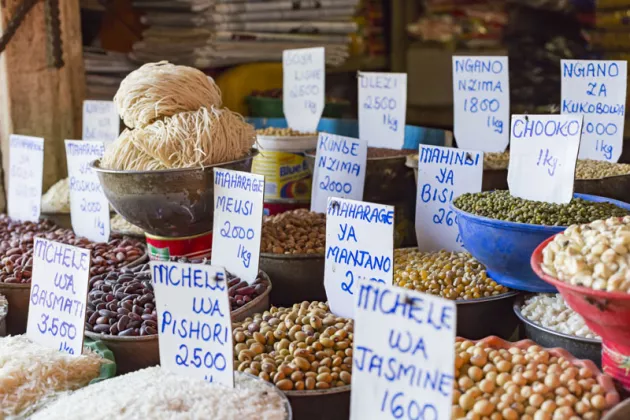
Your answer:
[0,335,104,418]
[32,367,288,420]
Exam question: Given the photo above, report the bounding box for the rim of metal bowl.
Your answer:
[449,193,630,233]
[455,290,520,305]
[90,149,258,175]
[512,294,601,345]
[283,384,351,396]
[85,330,158,342]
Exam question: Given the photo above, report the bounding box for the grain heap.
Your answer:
[0,335,106,418]
[542,216,630,292]
[110,214,144,236]
[261,209,326,255]
[520,294,599,339]
[31,367,288,420]
[454,191,628,226]
[102,61,255,171]
[41,178,70,213]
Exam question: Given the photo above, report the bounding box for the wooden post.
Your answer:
[0,0,85,212]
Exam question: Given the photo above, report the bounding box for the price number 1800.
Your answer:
[463,97,499,113]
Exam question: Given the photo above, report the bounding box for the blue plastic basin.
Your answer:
[450,193,630,293]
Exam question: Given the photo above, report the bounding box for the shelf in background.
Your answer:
[327,55,389,74]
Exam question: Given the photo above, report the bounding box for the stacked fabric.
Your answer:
[130,0,360,68]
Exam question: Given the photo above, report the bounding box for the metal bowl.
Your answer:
[84,331,158,374]
[239,372,293,420]
[513,295,602,367]
[284,386,350,420]
[259,253,325,307]
[231,271,272,322]
[91,150,257,238]
[456,291,521,340]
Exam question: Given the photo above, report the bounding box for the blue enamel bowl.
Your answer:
[450,193,630,293]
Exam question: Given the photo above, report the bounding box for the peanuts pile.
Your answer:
[233,301,353,391]
[261,209,326,255]
[542,216,630,292]
[453,340,612,419]
[256,127,317,137]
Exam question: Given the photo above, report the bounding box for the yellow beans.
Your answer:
[233,301,352,393]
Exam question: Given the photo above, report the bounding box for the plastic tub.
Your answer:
[532,236,630,390]
[451,193,630,293]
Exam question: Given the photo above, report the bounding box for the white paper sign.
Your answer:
[212,168,264,283]
[508,114,583,204]
[324,197,394,319]
[65,140,111,243]
[358,72,407,149]
[311,133,368,213]
[27,238,90,355]
[350,283,456,420]
[151,261,234,387]
[283,47,325,132]
[452,56,509,152]
[8,134,44,222]
[415,145,483,251]
[82,100,120,145]
[561,60,627,162]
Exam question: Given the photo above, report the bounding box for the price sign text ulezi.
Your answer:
[350,283,456,420]
[65,140,111,243]
[212,168,264,283]
[358,72,407,149]
[82,100,120,145]
[27,238,90,355]
[151,261,234,387]
[311,133,368,213]
[452,56,509,152]
[561,60,627,162]
[283,47,325,133]
[8,135,44,222]
[415,146,483,252]
[324,197,394,319]
[508,115,583,204]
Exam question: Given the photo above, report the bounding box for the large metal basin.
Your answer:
[91,151,257,237]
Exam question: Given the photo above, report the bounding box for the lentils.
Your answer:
[453,340,611,419]
[454,190,628,226]
[261,209,325,255]
[394,249,509,300]
[576,159,630,179]
[232,301,353,391]
[256,127,316,137]
[542,216,630,292]
[484,151,511,170]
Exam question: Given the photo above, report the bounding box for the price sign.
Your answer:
[283,47,325,133]
[212,168,264,283]
[324,197,394,319]
[358,72,407,149]
[452,56,509,152]
[65,140,111,243]
[350,283,456,420]
[8,134,44,222]
[508,115,583,204]
[82,100,120,145]
[310,133,368,213]
[561,60,627,162]
[415,145,483,251]
[27,238,90,355]
[151,261,234,386]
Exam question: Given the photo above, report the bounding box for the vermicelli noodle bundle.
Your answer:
[103,107,255,171]
[114,61,222,129]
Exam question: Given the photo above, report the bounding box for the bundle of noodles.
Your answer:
[102,107,255,171]
[114,61,222,129]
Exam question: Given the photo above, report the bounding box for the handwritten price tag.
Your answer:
[561,60,627,162]
[8,135,44,222]
[350,283,456,420]
[358,72,407,149]
[283,47,325,133]
[82,100,120,145]
[452,56,509,152]
[151,261,234,386]
[324,197,394,319]
[211,168,264,283]
[65,140,111,243]
[311,133,368,213]
[508,115,583,204]
[415,145,483,251]
[27,238,90,355]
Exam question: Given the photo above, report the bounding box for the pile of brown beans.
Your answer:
[232,301,353,391]
[261,209,326,255]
